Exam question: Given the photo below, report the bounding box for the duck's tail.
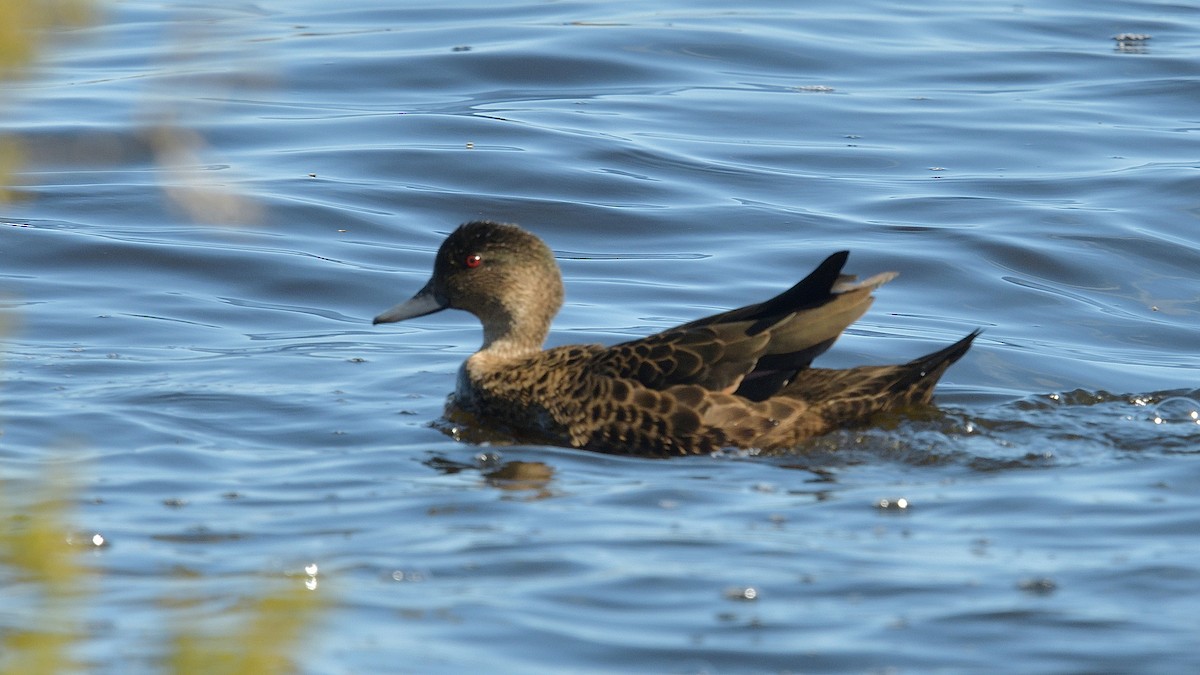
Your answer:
[888,328,980,403]
[782,329,981,427]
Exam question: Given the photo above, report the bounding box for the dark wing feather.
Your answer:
[591,323,771,392]
[675,251,851,334]
[592,251,898,400]
[681,251,897,401]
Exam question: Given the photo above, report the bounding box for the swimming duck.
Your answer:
[374,220,978,456]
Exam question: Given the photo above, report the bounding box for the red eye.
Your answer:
[464,254,482,268]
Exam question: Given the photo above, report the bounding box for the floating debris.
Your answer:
[1017,577,1058,596]
[1113,33,1151,54]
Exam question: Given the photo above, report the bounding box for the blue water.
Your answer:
[3,0,1199,672]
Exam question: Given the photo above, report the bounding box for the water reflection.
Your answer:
[423,454,557,499]
[424,387,1198,475]
[483,461,556,498]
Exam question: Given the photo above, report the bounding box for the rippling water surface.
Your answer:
[3,0,1199,672]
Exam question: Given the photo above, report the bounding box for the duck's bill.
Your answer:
[373,280,447,324]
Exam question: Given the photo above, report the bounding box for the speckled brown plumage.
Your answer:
[374,220,979,456]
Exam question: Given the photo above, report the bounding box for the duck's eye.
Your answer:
[464,253,482,269]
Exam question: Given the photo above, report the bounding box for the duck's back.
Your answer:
[457,341,805,455]
[457,328,978,456]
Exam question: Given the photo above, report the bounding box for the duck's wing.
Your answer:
[588,251,895,396]
[590,323,772,393]
[673,251,853,334]
[679,251,897,401]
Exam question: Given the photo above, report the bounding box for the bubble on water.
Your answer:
[724,586,758,601]
[392,570,427,582]
[875,497,910,511]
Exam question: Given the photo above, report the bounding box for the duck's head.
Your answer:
[373,221,564,352]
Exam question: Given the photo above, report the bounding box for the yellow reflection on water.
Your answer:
[0,0,96,204]
[1,0,260,226]
[1,466,328,675]
[0,0,94,76]
[0,468,89,675]
[1,7,322,660]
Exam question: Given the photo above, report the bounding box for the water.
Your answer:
[3,0,1199,672]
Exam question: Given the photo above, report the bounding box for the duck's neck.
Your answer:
[476,266,563,359]
[479,325,544,360]
[478,304,552,360]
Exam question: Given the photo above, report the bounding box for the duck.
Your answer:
[374,220,978,456]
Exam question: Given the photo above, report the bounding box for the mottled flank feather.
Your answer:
[374,221,978,456]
